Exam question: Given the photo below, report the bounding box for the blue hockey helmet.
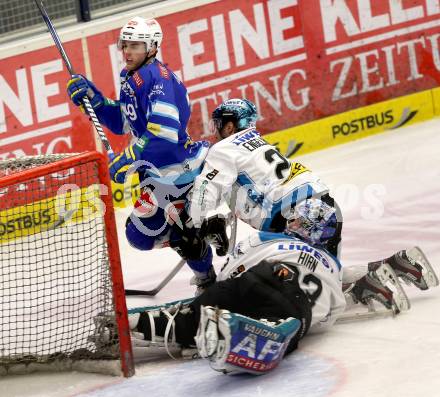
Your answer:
[210,98,258,135]
[284,198,337,247]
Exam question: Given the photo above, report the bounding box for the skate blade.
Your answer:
[336,305,396,324]
[407,247,439,288]
[375,263,411,312]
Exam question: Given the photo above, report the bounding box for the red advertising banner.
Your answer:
[1,0,439,158]
[300,0,440,119]
[0,41,96,159]
[153,0,440,138]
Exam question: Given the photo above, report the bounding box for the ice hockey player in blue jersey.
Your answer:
[66,16,213,285]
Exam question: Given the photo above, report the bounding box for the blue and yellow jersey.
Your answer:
[95,59,208,186]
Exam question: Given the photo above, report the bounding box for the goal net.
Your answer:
[0,152,134,377]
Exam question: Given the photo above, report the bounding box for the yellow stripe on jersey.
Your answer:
[125,145,136,160]
[146,122,178,143]
[147,122,161,135]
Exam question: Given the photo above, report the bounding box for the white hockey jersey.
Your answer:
[189,128,328,230]
[217,231,346,331]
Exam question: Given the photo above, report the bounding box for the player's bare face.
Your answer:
[219,122,236,140]
[209,119,236,141]
[218,126,229,140]
[120,41,147,71]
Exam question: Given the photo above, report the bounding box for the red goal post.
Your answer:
[0,151,134,377]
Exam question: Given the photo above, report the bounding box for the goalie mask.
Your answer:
[118,16,163,54]
[209,98,257,137]
[285,198,337,247]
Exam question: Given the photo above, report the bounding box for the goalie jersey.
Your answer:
[217,231,346,331]
[189,127,328,228]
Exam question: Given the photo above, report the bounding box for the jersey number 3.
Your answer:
[289,266,323,307]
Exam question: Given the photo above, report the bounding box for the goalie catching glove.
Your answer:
[195,306,301,375]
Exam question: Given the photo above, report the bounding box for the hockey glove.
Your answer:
[67,74,104,111]
[200,215,229,256]
[169,216,209,261]
[109,144,142,184]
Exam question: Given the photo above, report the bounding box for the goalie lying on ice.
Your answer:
[127,231,438,375]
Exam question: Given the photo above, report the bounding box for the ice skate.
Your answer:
[381,247,439,290]
[88,312,120,356]
[190,267,217,296]
[350,262,410,314]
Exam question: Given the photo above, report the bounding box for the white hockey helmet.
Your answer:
[118,16,163,53]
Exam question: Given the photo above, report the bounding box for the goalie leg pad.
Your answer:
[195,306,301,375]
[128,301,197,359]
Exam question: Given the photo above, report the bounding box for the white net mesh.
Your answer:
[0,153,123,375]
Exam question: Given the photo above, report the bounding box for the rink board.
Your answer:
[0,186,103,243]
[265,88,437,158]
[433,86,440,116]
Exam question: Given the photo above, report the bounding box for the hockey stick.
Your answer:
[34,0,114,158]
[125,204,239,296]
[226,187,238,253]
[47,208,76,230]
[125,259,186,296]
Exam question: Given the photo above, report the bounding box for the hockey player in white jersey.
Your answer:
[125,197,438,375]
[188,98,342,257]
[128,202,344,374]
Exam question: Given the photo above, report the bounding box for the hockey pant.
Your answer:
[125,179,212,274]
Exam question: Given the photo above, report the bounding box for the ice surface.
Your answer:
[2,118,440,397]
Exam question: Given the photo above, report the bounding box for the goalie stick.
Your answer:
[34,0,114,158]
[125,287,405,360]
[335,305,397,324]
